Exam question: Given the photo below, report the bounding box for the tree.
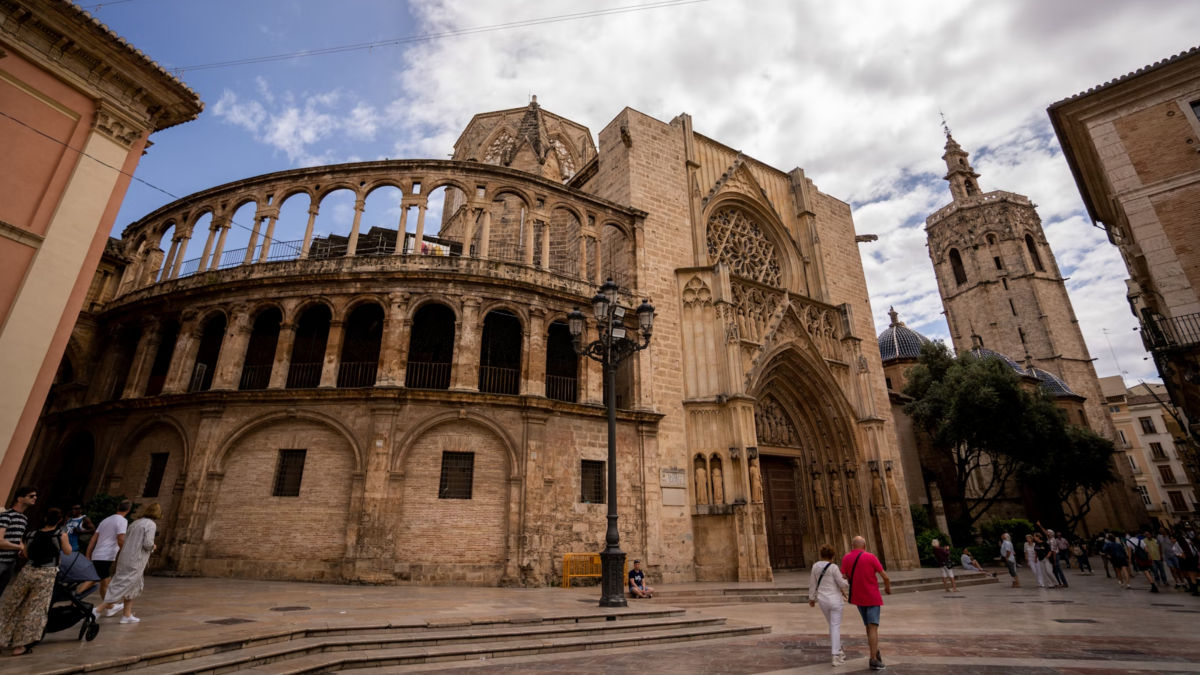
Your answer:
[903,343,1041,540]
[1021,421,1118,534]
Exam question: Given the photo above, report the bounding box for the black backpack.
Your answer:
[26,529,61,567]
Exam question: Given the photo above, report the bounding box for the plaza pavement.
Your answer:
[5,563,1199,673]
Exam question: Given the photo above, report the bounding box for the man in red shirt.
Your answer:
[841,535,892,670]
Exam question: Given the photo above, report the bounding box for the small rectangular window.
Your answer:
[1139,416,1156,434]
[993,256,1003,270]
[1001,278,1008,290]
[1127,453,1137,470]
[1159,465,1176,484]
[1169,490,1188,511]
[1150,442,1167,459]
[1109,405,1121,413]
[1191,100,1200,122]
[1136,485,1152,505]
[581,460,606,504]
[142,453,169,498]
[1119,430,1128,445]
[439,451,474,499]
[272,449,307,497]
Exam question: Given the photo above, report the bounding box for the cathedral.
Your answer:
[881,133,1146,535]
[18,99,918,585]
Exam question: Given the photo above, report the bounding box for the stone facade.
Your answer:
[19,100,917,587]
[1048,47,1200,443]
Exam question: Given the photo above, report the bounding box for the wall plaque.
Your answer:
[660,467,687,488]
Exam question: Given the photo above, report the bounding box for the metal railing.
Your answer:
[239,364,273,390]
[479,365,519,395]
[1142,311,1200,350]
[405,361,451,389]
[285,362,322,389]
[337,361,378,388]
[546,374,578,402]
[187,363,210,392]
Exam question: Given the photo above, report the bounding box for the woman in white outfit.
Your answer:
[93,504,159,624]
[1024,534,1044,587]
[808,544,850,667]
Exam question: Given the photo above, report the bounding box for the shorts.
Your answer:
[93,560,115,579]
[940,566,954,578]
[1005,559,1018,577]
[857,605,881,625]
[1166,557,1180,570]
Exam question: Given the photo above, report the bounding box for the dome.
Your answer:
[967,347,1025,373]
[877,307,931,363]
[1026,367,1078,397]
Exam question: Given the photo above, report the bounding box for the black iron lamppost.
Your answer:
[568,278,655,608]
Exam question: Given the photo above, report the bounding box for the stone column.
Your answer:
[160,237,181,282]
[583,319,604,404]
[196,220,219,273]
[257,213,279,263]
[525,308,546,396]
[478,208,492,258]
[462,208,477,257]
[578,234,589,279]
[413,203,427,251]
[243,213,265,265]
[121,318,162,399]
[268,320,296,389]
[161,311,201,394]
[345,196,365,257]
[523,211,535,265]
[393,207,409,254]
[539,221,551,269]
[211,305,251,390]
[167,406,224,575]
[169,224,193,279]
[319,320,346,387]
[517,410,550,584]
[210,217,231,270]
[300,205,319,259]
[85,324,124,404]
[349,406,398,582]
[377,292,410,386]
[451,297,481,391]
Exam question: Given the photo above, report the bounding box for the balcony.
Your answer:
[1141,311,1200,351]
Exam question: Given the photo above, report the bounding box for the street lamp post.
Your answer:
[568,278,654,608]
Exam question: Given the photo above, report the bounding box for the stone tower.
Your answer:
[925,132,1144,531]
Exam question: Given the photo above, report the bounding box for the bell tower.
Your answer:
[924,130,1143,529]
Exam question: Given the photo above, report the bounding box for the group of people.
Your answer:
[0,488,160,657]
[1095,526,1200,595]
[806,536,892,670]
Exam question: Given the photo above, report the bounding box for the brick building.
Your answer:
[17,100,917,585]
[1048,46,1200,443]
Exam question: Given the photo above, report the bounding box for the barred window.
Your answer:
[272,449,307,497]
[439,452,474,499]
[1139,416,1156,434]
[581,460,605,504]
[142,453,169,498]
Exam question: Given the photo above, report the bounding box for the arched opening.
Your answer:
[145,319,180,396]
[189,314,226,392]
[1025,234,1045,272]
[549,207,582,277]
[176,212,211,278]
[965,179,978,196]
[268,192,313,262]
[156,223,176,282]
[486,191,529,263]
[337,303,384,387]
[308,189,357,259]
[106,324,141,400]
[425,185,472,254]
[479,309,522,395]
[47,431,95,509]
[217,201,259,269]
[406,303,454,389]
[545,320,578,402]
[240,308,282,390]
[986,233,997,246]
[601,223,634,289]
[287,304,331,388]
[949,248,968,286]
[357,185,403,256]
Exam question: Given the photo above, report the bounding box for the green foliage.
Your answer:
[914,528,950,567]
[83,493,133,525]
[979,517,1035,545]
[1020,421,1118,533]
[970,541,1002,563]
[910,503,933,533]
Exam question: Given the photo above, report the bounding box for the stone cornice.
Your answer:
[0,0,202,133]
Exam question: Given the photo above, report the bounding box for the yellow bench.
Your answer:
[561,553,629,589]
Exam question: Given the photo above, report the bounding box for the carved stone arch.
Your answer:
[482,125,520,166]
[275,185,315,207]
[60,335,87,384]
[315,181,362,204]
[196,306,229,328]
[422,177,473,198]
[122,415,192,469]
[289,297,336,324]
[548,202,585,227]
[363,179,406,199]
[248,299,286,323]
[337,294,387,322]
[229,194,261,215]
[186,205,218,229]
[703,195,794,289]
[479,300,528,329]
[405,297,461,323]
[547,132,579,179]
[681,275,712,306]
[390,411,520,479]
[598,218,633,240]
[487,185,534,210]
[211,409,365,475]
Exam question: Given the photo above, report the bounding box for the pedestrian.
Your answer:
[1127,531,1159,593]
[0,486,37,595]
[1176,530,1200,596]
[1036,523,1069,588]
[931,539,958,592]
[93,503,160,624]
[64,503,95,554]
[1056,533,1072,569]
[1160,529,1183,589]
[1024,534,1044,587]
[1000,533,1020,587]
[808,545,850,667]
[1102,533,1131,588]
[842,535,891,671]
[1034,533,1057,588]
[1074,540,1093,575]
[0,507,70,656]
[87,499,131,614]
[959,548,996,577]
[1145,530,1167,587]
[1095,533,1113,578]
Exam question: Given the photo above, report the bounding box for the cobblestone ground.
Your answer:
[4,564,1198,673]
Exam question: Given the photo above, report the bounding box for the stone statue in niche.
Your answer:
[811,471,826,508]
[871,470,885,507]
[829,469,843,509]
[711,465,724,504]
[847,473,860,507]
[694,464,709,505]
[754,397,798,447]
[885,464,902,507]
[749,460,764,503]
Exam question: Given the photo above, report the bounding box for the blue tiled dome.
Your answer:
[1026,367,1078,397]
[968,347,1025,373]
[877,307,931,363]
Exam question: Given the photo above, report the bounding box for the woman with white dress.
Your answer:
[1024,534,1044,587]
[92,503,159,624]
[808,544,850,667]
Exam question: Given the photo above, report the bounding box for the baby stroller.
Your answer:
[42,552,101,642]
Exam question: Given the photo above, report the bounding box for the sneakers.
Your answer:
[119,615,140,624]
[1150,584,1160,593]
[832,653,845,667]
[869,657,886,670]
[105,602,124,617]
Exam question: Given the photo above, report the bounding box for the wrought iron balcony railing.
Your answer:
[1141,311,1200,350]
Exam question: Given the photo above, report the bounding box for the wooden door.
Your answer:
[761,455,805,569]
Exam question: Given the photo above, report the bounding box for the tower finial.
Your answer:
[939,109,951,139]
[888,306,900,327]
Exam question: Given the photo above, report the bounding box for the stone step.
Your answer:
[98,614,754,675]
[242,622,770,674]
[647,575,1000,607]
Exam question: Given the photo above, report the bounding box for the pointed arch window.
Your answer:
[1025,234,1045,272]
[706,206,782,287]
[949,248,968,286]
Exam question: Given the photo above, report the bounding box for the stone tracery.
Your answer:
[706,206,782,287]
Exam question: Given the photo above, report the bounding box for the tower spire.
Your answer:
[940,116,981,202]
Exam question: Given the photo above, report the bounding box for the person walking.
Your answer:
[1037,523,1069,588]
[87,499,131,613]
[1024,534,1044,587]
[808,545,850,667]
[1160,529,1184,589]
[64,503,95,554]
[1127,531,1160,593]
[842,536,891,671]
[0,507,70,656]
[1074,540,1093,575]
[931,539,958,592]
[1146,530,1167,588]
[1034,533,1058,588]
[1102,533,1131,588]
[0,486,37,595]
[1000,533,1020,587]
[93,504,160,624]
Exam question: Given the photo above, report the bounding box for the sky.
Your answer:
[80,0,1200,386]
